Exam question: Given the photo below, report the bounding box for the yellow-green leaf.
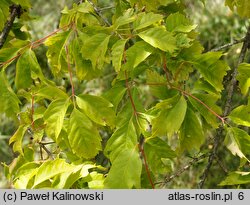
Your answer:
[111,39,128,72]
[219,172,250,186]
[134,12,163,31]
[0,70,20,118]
[76,94,115,127]
[44,99,70,140]
[33,159,73,188]
[68,109,102,159]
[138,27,177,53]
[224,127,250,162]
[229,105,250,127]
[81,33,110,69]
[237,63,250,96]
[9,125,28,155]
[104,149,142,188]
[152,96,187,137]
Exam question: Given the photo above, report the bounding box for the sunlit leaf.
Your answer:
[229,105,250,127]
[104,149,142,188]
[219,172,250,186]
[224,127,250,162]
[13,162,39,188]
[134,12,163,31]
[76,94,116,127]
[237,63,250,95]
[81,33,110,69]
[0,70,20,118]
[68,109,102,159]
[9,125,28,155]
[225,0,250,18]
[195,52,230,92]
[152,96,187,137]
[124,41,155,70]
[111,39,128,72]
[138,27,177,53]
[105,120,137,161]
[166,12,197,33]
[33,159,73,188]
[43,99,70,140]
[45,30,72,75]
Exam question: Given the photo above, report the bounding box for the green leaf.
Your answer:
[179,107,204,153]
[102,81,127,111]
[15,49,44,90]
[0,70,20,118]
[68,109,102,159]
[219,172,250,186]
[37,84,68,100]
[13,162,39,189]
[224,127,250,162]
[15,53,32,90]
[88,172,105,189]
[134,12,163,31]
[0,0,10,31]
[71,38,95,80]
[144,137,176,175]
[104,149,142,188]
[138,27,177,53]
[229,105,250,127]
[124,41,155,70]
[33,159,73,188]
[81,33,110,69]
[195,52,230,92]
[45,30,72,75]
[105,120,137,161]
[152,96,187,137]
[76,94,116,127]
[43,99,70,140]
[146,69,177,99]
[9,125,28,155]
[237,63,250,95]
[166,12,197,33]
[111,39,128,72]
[225,0,250,18]
[114,8,136,28]
[52,163,95,188]
[11,0,31,8]
[188,92,221,128]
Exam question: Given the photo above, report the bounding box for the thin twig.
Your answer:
[0,4,22,49]
[125,71,137,116]
[210,37,245,52]
[31,94,35,130]
[138,137,155,189]
[87,0,123,39]
[0,23,71,69]
[146,82,225,124]
[155,153,208,187]
[87,0,111,26]
[215,154,228,173]
[39,142,54,160]
[198,25,250,189]
[171,85,225,124]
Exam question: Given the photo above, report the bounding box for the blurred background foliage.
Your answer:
[0,0,249,188]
